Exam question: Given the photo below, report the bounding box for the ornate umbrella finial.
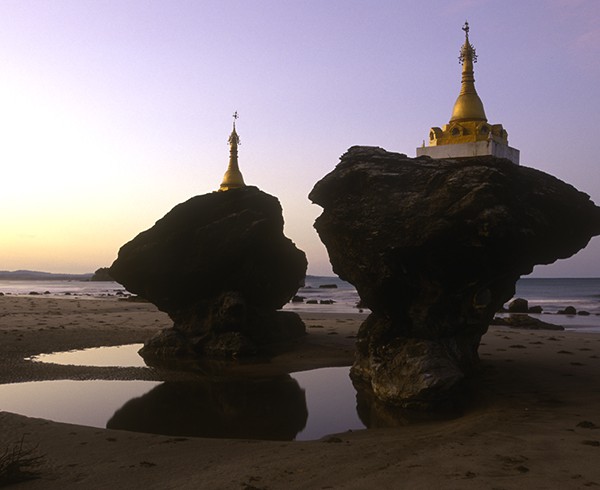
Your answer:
[459,20,477,64]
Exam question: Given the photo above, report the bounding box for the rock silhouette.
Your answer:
[110,186,307,362]
[309,146,600,408]
[107,375,308,441]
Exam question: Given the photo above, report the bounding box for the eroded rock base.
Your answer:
[351,314,481,409]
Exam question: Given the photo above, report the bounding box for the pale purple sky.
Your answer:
[1,0,599,276]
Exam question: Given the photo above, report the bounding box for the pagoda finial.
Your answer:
[450,21,486,122]
[459,20,477,65]
[228,111,240,147]
[219,111,246,191]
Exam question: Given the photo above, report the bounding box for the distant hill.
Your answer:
[0,270,94,281]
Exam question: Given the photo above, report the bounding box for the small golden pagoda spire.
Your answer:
[450,21,487,123]
[219,111,246,191]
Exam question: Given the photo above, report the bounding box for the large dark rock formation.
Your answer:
[309,146,600,408]
[110,186,307,362]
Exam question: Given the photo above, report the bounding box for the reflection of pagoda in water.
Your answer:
[417,22,520,164]
[219,111,247,191]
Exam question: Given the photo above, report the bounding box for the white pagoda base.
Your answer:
[417,140,520,164]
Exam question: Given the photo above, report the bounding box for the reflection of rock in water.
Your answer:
[106,375,308,441]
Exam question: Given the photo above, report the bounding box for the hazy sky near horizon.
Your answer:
[1,0,599,277]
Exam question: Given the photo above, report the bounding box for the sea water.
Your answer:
[515,278,600,315]
[1,276,599,330]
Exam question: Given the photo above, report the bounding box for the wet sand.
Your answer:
[2,296,600,489]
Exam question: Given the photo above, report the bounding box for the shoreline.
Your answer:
[2,296,600,488]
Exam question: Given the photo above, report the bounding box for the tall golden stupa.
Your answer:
[417,22,520,164]
[219,111,247,191]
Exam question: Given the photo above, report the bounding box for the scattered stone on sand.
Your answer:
[557,306,577,315]
[309,146,600,408]
[491,314,564,331]
[110,186,307,363]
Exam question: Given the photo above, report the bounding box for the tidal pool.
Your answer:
[5,345,367,441]
[26,344,147,368]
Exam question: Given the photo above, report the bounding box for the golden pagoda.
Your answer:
[417,22,519,164]
[219,111,247,191]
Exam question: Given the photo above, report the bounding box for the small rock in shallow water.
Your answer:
[557,306,577,315]
[508,298,529,313]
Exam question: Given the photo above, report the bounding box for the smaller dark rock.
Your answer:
[491,315,564,330]
[319,299,335,305]
[91,267,114,281]
[0,292,4,296]
[508,298,529,313]
[306,300,318,304]
[578,310,591,316]
[291,295,305,303]
[29,291,40,295]
[319,284,338,289]
[528,305,543,314]
[557,306,577,315]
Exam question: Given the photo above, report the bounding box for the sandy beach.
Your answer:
[2,296,600,489]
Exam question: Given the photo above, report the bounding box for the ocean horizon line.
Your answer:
[2,269,600,281]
